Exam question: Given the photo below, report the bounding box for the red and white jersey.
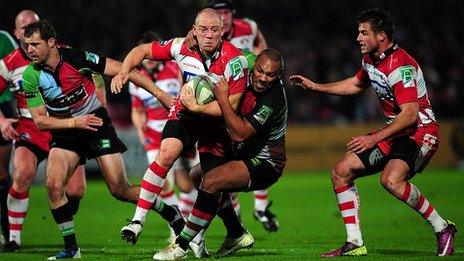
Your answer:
[129,61,182,151]
[227,18,258,51]
[356,44,438,135]
[149,38,248,156]
[0,48,32,118]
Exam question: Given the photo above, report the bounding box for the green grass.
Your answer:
[1,169,463,260]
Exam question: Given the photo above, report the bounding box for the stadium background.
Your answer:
[3,0,463,172]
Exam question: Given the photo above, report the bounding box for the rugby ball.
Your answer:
[186,74,215,105]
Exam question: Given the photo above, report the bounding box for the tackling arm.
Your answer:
[290,75,368,95]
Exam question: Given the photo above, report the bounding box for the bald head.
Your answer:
[195,8,222,27]
[14,10,40,50]
[15,10,39,30]
[257,48,284,70]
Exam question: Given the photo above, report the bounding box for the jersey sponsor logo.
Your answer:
[85,51,100,64]
[400,66,414,88]
[47,87,87,108]
[183,71,197,82]
[253,105,273,125]
[229,57,244,81]
[25,91,37,99]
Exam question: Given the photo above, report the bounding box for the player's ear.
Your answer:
[192,25,197,37]
[47,37,56,48]
[377,31,387,42]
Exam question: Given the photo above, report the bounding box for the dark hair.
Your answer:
[206,0,235,12]
[137,31,161,45]
[24,19,56,41]
[258,48,285,71]
[357,8,394,40]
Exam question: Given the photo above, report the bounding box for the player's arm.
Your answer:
[105,57,175,110]
[347,102,418,153]
[213,77,256,141]
[111,43,153,90]
[290,74,368,95]
[28,105,103,131]
[253,29,267,54]
[180,84,243,117]
[92,73,107,108]
[0,109,18,140]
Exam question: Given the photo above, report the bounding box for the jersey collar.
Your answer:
[370,43,399,63]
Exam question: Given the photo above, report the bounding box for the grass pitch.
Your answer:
[1,169,463,260]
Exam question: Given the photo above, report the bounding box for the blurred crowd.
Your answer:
[2,0,462,126]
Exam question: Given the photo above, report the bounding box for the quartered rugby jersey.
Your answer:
[0,48,32,118]
[238,81,288,172]
[23,46,105,117]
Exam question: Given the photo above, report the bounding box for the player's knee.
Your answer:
[331,162,351,182]
[108,185,130,202]
[200,176,219,194]
[158,149,179,168]
[380,175,401,192]
[66,183,86,199]
[46,178,65,201]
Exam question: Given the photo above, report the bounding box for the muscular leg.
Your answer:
[329,152,369,247]
[7,146,39,246]
[0,144,12,241]
[176,160,250,250]
[131,138,184,224]
[46,148,80,251]
[380,159,448,233]
[97,149,183,237]
[65,165,86,215]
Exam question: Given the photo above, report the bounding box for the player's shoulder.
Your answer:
[392,47,419,68]
[22,63,41,85]
[158,61,181,80]
[221,41,243,58]
[232,18,256,36]
[2,48,27,68]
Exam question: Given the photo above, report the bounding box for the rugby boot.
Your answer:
[321,242,367,257]
[436,220,457,256]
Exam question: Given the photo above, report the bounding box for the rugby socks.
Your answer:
[0,174,11,240]
[230,192,241,216]
[179,189,197,218]
[218,194,246,238]
[160,187,179,207]
[66,196,81,216]
[133,161,168,223]
[254,189,269,212]
[7,187,28,245]
[51,202,78,251]
[400,182,448,233]
[335,184,363,246]
[151,197,185,235]
[176,189,219,251]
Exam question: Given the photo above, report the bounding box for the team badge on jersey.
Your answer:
[254,105,273,125]
[229,57,244,81]
[400,66,415,87]
[85,51,100,64]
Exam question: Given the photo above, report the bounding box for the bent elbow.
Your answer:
[230,133,247,142]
